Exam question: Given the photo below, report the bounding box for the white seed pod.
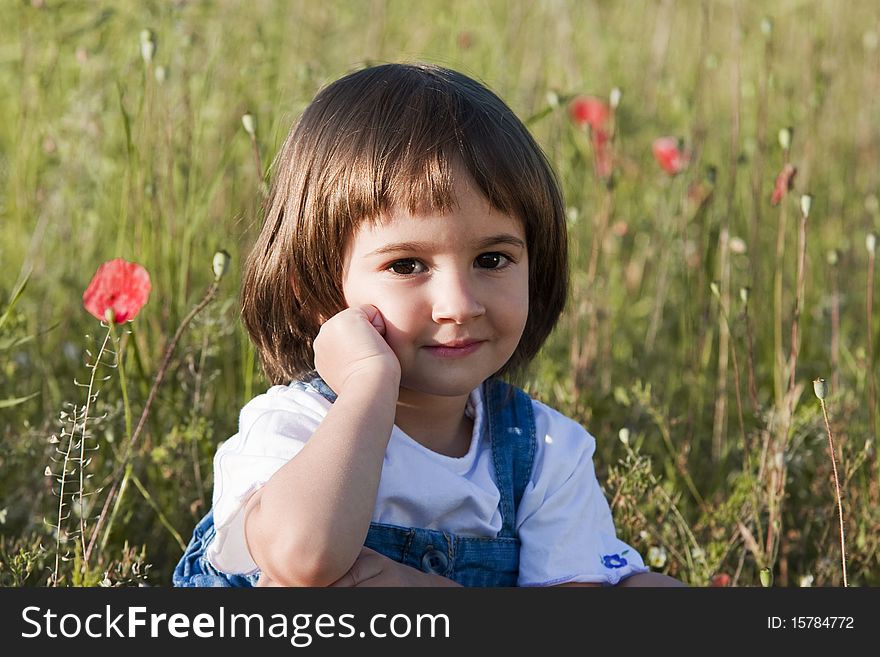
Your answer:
[609,87,622,109]
[760,17,773,38]
[826,249,838,266]
[241,112,256,136]
[213,250,232,281]
[800,194,813,217]
[729,236,747,254]
[140,29,156,64]
[545,90,559,109]
[778,127,793,151]
[739,287,749,304]
[867,233,877,254]
[618,428,630,446]
[813,377,828,400]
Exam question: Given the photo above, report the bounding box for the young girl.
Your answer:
[174,63,681,587]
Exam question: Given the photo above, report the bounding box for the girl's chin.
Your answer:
[398,370,490,398]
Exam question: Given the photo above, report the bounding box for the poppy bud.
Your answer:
[609,87,622,109]
[739,287,750,304]
[729,237,747,254]
[710,281,720,297]
[761,17,773,38]
[800,194,813,217]
[618,428,630,446]
[760,567,773,587]
[813,378,828,400]
[140,29,156,65]
[778,127,793,151]
[826,249,839,266]
[213,250,232,281]
[545,90,559,109]
[241,112,256,137]
[867,233,877,254]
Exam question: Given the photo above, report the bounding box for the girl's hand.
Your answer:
[328,547,440,587]
[313,304,401,396]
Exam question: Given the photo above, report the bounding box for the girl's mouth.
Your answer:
[423,341,485,358]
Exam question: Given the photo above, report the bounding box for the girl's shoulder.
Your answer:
[520,390,598,460]
[487,379,595,448]
[237,381,332,437]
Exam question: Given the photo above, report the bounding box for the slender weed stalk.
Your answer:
[828,250,841,394]
[242,112,265,197]
[47,408,77,586]
[740,287,760,413]
[787,195,811,402]
[867,233,876,452]
[46,320,114,584]
[773,128,794,409]
[813,378,848,587]
[748,18,773,291]
[710,282,749,472]
[75,323,113,564]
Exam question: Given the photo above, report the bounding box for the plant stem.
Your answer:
[742,298,760,413]
[831,259,841,393]
[78,323,113,571]
[111,324,133,443]
[819,397,848,587]
[867,247,876,454]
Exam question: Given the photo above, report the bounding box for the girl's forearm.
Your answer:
[246,373,399,586]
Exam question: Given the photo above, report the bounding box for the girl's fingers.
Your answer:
[329,547,381,587]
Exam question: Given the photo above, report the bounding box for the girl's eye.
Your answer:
[475,253,511,269]
[388,259,425,276]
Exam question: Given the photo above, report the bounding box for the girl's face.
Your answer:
[341,172,529,399]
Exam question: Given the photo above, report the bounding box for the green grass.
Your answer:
[1,0,878,586]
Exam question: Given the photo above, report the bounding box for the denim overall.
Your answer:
[173,374,536,587]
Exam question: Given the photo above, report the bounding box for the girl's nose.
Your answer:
[430,273,486,324]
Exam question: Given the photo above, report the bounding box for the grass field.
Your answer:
[2,0,879,586]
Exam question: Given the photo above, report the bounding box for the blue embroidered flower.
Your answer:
[601,552,628,569]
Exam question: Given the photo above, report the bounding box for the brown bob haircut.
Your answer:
[241,63,569,385]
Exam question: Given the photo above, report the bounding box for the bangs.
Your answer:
[309,64,546,231]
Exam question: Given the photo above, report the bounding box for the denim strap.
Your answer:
[484,378,536,538]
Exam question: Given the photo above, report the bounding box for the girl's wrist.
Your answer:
[337,366,401,399]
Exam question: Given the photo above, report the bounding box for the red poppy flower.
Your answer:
[83,258,151,323]
[652,137,690,175]
[711,573,731,587]
[570,95,611,131]
[771,163,797,206]
[591,127,613,179]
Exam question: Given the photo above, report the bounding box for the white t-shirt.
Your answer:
[207,382,648,586]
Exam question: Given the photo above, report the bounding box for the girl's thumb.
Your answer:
[361,304,387,335]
